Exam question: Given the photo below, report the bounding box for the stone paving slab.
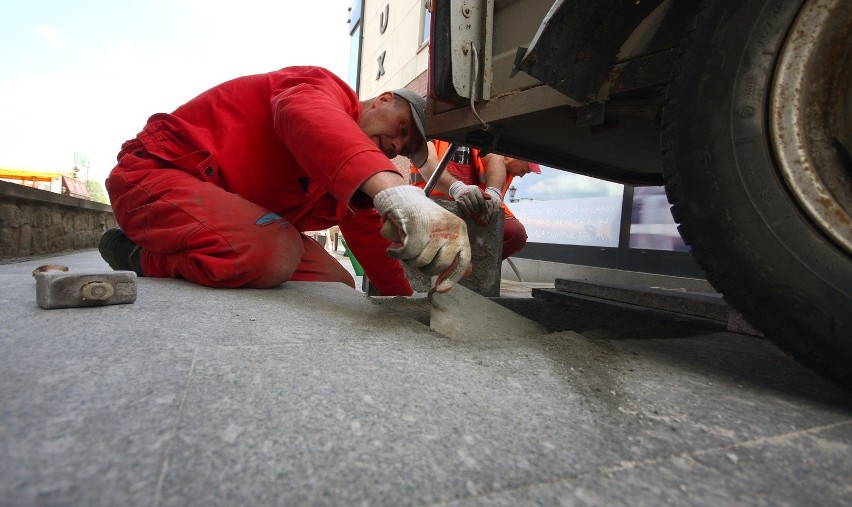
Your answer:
[1,250,851,506]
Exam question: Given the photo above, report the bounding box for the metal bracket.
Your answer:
[449,0,493,102]
[576,102,605,127]
[469,42,490,131]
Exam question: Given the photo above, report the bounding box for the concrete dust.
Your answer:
[528,330,637,405]
[430,283,547,341]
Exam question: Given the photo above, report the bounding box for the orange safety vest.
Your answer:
[410,140,515,218]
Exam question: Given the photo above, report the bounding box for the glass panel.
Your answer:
[348,0,362,35]
[509,197,622,247]
[347,23,361,93]
[505,168,624,247]
[421,0,431,45]
[628,186,688,251]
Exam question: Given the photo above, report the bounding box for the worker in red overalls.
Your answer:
[99,66,471,295]
[410,140,540,259]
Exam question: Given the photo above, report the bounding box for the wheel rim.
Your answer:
[771,0,852,255]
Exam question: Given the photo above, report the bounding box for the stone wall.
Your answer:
[0,180,116,260]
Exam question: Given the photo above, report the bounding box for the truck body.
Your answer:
[426,0,852,386]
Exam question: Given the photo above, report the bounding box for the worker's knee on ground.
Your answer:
[243,224,305,288]
[502,220,528,260]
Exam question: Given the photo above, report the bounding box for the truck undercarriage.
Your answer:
[426,0,852,386]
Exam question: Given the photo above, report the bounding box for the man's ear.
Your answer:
[377,91,395,104]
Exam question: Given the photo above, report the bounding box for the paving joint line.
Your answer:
[152,348,198,507]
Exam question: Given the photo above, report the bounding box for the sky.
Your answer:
[509,165,623,202]
[0,0,352,189]
[0,0,622,202]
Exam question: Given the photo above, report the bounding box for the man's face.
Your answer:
[505,158,533,177]
[359,92,422,161]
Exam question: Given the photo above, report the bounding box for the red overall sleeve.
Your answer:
[339,208,413,296]
[268,68,397,205]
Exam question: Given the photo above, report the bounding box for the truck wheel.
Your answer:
[662,0,852,385]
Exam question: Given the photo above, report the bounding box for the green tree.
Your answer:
[86,180,109,204]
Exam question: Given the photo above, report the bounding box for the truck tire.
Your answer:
[662,0,852,386]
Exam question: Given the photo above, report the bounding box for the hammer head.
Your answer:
[34,270,137,309]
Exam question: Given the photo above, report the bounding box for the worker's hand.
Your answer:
[374,185,471,293]
[483,186,503,206]
[448,181,488,218]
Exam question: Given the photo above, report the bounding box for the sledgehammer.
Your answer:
[33,265,137,309]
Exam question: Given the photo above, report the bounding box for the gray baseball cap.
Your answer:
[392,88,428,168]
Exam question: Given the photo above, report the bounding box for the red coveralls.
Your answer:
[106,66,412,295]
[409,140,528,259]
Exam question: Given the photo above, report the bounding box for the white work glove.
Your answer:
[448,181,488,218]
[483,186,503,206]
[373,185,472,293]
